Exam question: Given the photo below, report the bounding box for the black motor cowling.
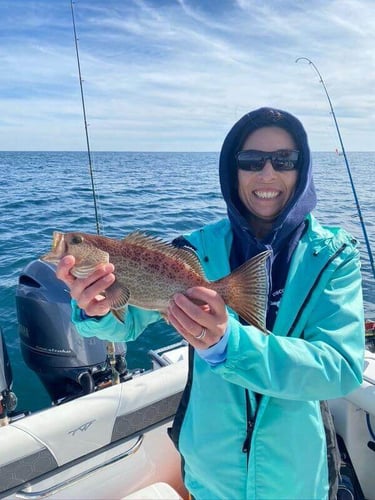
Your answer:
[16,259,127,403]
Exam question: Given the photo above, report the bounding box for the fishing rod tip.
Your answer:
[295,57,311,65]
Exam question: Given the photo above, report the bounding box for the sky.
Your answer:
[0,0,374,152]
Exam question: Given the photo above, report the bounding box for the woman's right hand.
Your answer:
[56,255,116,317]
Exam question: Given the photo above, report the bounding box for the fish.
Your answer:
[42,231,270,332]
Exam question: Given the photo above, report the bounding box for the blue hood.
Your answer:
[219,107,317,328]
[219,107,317,259]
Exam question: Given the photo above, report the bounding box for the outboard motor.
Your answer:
[0,327,17,425]
[16,259,127,403]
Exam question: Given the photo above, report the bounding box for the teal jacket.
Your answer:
[72,214,364,499]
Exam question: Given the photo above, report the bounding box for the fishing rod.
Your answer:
[70,0,119,384]
[296,57,375,279]
[70,0,101,236]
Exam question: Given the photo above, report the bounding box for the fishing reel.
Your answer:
[0,390,17,426]
[0,326,17,425]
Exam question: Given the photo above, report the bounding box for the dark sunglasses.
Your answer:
[236,149,300,172]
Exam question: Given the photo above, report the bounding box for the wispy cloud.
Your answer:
[0,0,373,151]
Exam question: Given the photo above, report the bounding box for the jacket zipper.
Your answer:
[241,244,349,459]
[242,389,254,459]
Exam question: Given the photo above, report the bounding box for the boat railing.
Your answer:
[14,435,144,499]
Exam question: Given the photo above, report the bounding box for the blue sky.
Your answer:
[1,0,374,151]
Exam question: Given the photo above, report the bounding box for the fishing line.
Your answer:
[71,0,102,236]
[70,0,119,384]
[296,57,375,280]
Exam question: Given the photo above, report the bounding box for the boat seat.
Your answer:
[122,481,181,499]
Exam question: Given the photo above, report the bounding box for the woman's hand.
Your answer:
[167,287,228,349]
[56,255,115,317]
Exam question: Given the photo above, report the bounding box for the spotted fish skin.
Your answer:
[42,231,270,332]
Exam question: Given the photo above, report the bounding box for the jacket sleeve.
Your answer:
[212,250,365,401]
[71,299,161,342]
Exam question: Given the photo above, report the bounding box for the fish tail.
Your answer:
[214,251,270,333]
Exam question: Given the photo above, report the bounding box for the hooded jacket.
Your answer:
[72,108,364,499]
[220,107,317,329]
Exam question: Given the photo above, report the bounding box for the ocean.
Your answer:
[0,151,374,413]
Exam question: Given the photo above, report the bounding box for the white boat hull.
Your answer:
[0,358,188,499]
[1,347,374,500]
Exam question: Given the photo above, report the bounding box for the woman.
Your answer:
[57,107,364,499]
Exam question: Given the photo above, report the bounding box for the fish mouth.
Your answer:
[41,232,66,264]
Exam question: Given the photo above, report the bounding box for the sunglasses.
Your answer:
[236,149,300,172]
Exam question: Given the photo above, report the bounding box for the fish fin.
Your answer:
[176,246,206,276]
[111,307,127,323]
[123,231,205,276]
[215,250,271,333]
[105,281,130,309]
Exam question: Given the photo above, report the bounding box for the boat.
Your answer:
[0,259,188,500]
[1,39,373,498]
[0,257,374,500]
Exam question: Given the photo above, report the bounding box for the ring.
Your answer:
[195,327,207,340]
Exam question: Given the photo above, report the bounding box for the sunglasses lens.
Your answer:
[237,150,299,172]
[273,150,299,170]
[273,159,296,171]
[238,159,265,171]
[237,152,265,171]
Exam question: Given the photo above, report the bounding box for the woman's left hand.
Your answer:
[167,287,228,349]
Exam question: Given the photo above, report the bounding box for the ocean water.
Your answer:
[0,151,374,412]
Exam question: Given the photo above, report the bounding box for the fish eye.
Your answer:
[71,235,83,245]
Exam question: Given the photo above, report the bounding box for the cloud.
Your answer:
[0,0,374,151]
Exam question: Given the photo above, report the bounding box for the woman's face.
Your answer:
[237,126,298,222]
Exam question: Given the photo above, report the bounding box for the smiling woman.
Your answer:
[52,106,365,500]
[237,126,299,238]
